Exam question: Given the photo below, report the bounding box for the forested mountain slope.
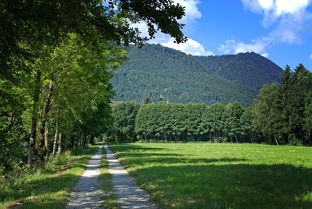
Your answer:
[111,44,282,106]
[193,52,283,90]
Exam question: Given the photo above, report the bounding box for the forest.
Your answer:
[111,64,312,145]
[0,0,185,173]
[112,44,283,106]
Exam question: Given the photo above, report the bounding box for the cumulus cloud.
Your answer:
[242,0,310,16]
[174,0,202,24]
[218,39,269,57]
[221,0,312,57]
[162,38,214,56]
[241,0,311,43]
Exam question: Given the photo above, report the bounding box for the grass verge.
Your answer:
[109,142,312,209]
[0,145,99,209]
[99,147,120,209]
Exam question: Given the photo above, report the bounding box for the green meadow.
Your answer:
[109,143,312,209]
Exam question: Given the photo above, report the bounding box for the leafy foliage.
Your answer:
[0,0,187,170]
[108,102,256,143]
[253,65,312,145]
[0,34,125,170]
[111,102,141,141]
[0,0,186,79]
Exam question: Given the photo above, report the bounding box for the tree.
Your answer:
[112,102,141,141]
[0,0,187,168]
[252,83,283,145]
[252,65,312,145]
[304,91,312,142]
[143,97,152,104]
[0,0,186,79]
[240,107,258,142]
[207,104,226,142]
[224,102,244,142]
[287,64,312,143]
[2,34,125,167]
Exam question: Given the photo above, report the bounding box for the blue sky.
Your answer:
[140,0,312,70]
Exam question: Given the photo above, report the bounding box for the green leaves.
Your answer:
[111,102,141,141]
[134,102,249,142]
[253,65,312,145]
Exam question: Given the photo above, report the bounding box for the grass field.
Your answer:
[109,143,312,209]
[0,145,99,209]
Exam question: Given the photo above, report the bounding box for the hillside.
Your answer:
[193,52,283,90]
[111,44,283,106]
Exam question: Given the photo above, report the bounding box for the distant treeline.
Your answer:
[111,64,312,145]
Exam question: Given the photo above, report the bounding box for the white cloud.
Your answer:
[131,0,202,40]
[218,39,269,57]
[130,1,212,56]
[275,0,310,15]
[174,0,202,24]
[234,0,312,57]
[242,0,311,16]
[242,0,311,43]
[261,52,269,57]
[310,54,312,59]
[162,38,214,56]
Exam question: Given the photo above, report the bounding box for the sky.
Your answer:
[137,0,312,70]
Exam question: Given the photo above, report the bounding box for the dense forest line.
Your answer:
[112,44,283,106]
[111,65,312,145]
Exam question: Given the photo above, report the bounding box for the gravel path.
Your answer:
[66,146,104,209]
[105,145,159,209]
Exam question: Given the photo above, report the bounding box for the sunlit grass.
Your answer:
[0,145,98,209]
[109,143,312,209]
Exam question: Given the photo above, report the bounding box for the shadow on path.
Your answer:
[106,145,159,209]
[66,146,104,209]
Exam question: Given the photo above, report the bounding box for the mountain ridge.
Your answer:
[111,44,283,106]
[192,51,282,90]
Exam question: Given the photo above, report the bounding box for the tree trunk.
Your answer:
[38,83,53,164]
[44,121,49,162]
[57,133,62,155]
[82,131,86,147]
[52,123,58,160]
[42,82,53,163]
[214,132,217,143]
[27,70,41,167]
[274,136,280,146]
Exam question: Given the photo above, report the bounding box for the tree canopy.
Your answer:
[0,0,186,79]
[0,0,187,169]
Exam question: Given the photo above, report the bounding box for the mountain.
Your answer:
[111,44,283,106]
[193,52,282,90]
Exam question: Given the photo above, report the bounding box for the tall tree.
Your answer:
[252,83,283,145]
[0,0,187,168]
[304,91,312,142]
[224,102,244,142]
